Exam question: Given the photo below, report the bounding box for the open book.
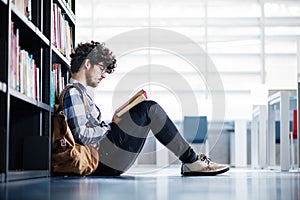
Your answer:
[115,89,148,117]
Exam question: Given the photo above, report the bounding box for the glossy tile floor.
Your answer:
[0,166,299,200]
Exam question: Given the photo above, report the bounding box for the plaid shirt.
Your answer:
[62,80,110,145]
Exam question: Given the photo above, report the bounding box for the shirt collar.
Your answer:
[69,78,87,92]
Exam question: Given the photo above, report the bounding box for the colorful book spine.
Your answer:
[52,3,73,59]
[50,70,55,108]
[36,67,40,101]
[65,0,72,10]
[26,0,32,21]
[52,63,64,100]
[12,0,32,21]
[10,21,39,101]
[10,22,16,90]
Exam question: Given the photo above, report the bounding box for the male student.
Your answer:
[62,41,229,176]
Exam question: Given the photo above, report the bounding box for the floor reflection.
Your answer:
[0,168,299,200]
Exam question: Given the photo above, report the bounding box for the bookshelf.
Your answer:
[267,90,297,171]
[1,0,7,5]
[298,82,300,169]
[0,0,75,182]
[251,105,267,169]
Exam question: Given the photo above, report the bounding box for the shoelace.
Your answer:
[199,154,211,167]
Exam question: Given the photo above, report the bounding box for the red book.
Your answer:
[292,109,297,139]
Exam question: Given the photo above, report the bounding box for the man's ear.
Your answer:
[84,59,91,69]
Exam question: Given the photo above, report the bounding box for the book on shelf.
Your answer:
[50,70,55,108]
[36,67,40,101]
[52,3,73,59]
[115,89,148,117]
[11,0,32,21]
[52,63,64,100]
[10,21,39,101]
[66,0,72,10]
[10,22,16,90]
[52,3,58,48]
[26,0,32,21]
[51,63,65,107]
[20,50,36,99]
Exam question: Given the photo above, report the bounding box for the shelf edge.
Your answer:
[0,81,7,93]
[56,0,76,25]
[7,170,49,181]
[11,4,50,46]
[52,46,71,67]
[38,102,51,111]
[10,89,50,111]
[1,0,7,5]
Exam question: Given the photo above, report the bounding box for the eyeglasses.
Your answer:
[95,63,107,74]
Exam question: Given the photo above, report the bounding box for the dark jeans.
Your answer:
[91,100,197,176]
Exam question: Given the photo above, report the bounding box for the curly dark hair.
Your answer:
[70,41,116,74]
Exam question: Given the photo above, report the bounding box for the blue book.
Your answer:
[50,70,55,108]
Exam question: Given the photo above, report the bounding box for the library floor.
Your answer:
[0,166,299,200]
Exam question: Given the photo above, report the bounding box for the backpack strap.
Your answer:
[57,84,89,114]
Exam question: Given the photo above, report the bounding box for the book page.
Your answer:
[115,89,147,117]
